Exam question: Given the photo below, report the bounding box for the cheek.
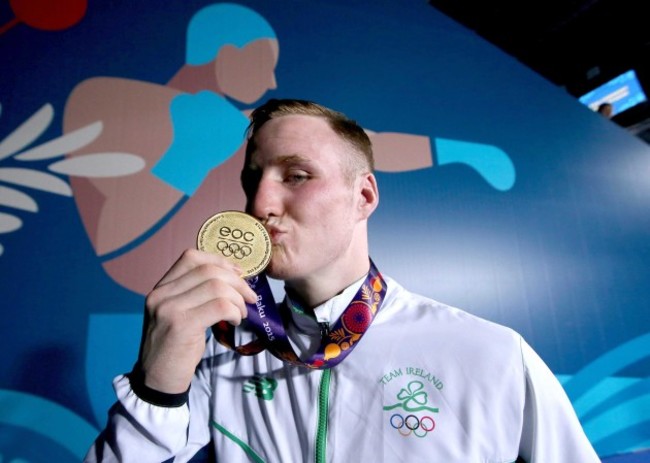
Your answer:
[305,192,355,232]
[293,186,341,214]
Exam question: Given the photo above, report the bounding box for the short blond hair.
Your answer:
[244,99,374,177]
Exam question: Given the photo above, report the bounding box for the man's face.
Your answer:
[242,115,362,283]
[215,39,279,104]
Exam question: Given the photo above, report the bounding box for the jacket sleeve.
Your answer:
[518,338,601,462]
[84,340,217,463]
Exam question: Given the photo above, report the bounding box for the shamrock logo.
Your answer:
[384,381,439,413]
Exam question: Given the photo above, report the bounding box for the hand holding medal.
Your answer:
[197,211,387,369]
[197,210,275,356]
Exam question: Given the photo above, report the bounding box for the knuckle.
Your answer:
[195,263,218,279]
[144,289,163,312]
[206,296,237,318]
[181,248,200,260]
[165,312,190,334]
[204,278,226,293]
[154,299,184,324]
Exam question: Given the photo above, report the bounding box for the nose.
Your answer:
[247,175,281,221]
[268,73,277,90]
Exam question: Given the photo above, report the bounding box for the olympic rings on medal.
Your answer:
[214,226,255,259]
[216,240,252,259]
[197,212,271,278]
[389,413,436,438]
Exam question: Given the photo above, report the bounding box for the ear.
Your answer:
[214,44,237,72]
[357,173,379,220]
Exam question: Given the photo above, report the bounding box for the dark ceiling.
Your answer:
[428,0,650,136]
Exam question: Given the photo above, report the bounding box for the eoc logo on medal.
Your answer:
[381,368,442,438]
[197,211,272,278]
[217,225,254,259]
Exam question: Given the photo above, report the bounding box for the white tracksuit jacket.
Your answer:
[85,276,600,462]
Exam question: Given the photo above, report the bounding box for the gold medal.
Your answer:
[197,211,272,278]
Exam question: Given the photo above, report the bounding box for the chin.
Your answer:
[265,263,291,281]
[265,255,299,282]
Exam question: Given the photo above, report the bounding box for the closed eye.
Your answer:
[284,171,310,186]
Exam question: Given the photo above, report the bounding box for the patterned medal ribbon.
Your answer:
[212,259,387,369]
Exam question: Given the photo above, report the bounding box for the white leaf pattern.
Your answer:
[48,153,146,177]
[0,104,54,160]
[0,168,72,196]
[0,185,38,212]
[0,212,23,233]
[15,121,103,161]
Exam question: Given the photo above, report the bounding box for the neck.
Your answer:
[285,255,371,310]
[167,63,222,94]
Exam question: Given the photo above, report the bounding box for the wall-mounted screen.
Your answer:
[579,69,648,116]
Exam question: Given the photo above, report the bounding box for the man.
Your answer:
[597,102,614,118]
[86,99,599,462]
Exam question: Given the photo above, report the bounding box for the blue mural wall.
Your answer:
[1,0,649,460]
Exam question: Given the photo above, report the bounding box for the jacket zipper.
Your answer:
[315,368,332,463]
